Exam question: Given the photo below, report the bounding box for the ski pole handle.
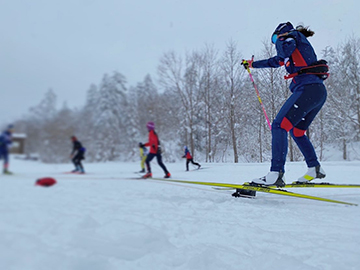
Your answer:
[241,55,254,71]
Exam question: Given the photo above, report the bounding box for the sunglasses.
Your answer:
[271,33,278,44]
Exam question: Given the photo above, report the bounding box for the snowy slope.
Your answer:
[1,158,360,270]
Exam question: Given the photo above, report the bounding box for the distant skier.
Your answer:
[70,136,86,174]
[182,146,201,171]
[138,142,148,173]
[0,124,14,174]
[243,22,328,186]
[142,121,171,179]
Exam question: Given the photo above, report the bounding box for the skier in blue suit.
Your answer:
[0,124,14,174]
[243,22,328,186]
[70,136,86,174]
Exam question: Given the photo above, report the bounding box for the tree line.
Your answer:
[11,36,360,163]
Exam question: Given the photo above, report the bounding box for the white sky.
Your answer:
[1,0,359,126]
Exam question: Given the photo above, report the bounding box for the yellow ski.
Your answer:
[285,182,360,188]
[214,182,360,189]
[151,178,358,206]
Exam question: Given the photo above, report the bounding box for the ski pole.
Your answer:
[242,56,272,130]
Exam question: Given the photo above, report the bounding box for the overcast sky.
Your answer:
[1,0,359,126]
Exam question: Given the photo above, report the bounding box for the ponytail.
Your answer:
[296,25,315,37]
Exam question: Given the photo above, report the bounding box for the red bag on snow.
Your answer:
[35,177,57,187]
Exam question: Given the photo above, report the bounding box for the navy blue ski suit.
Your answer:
[0,130,12,168]
[252,23,327,172]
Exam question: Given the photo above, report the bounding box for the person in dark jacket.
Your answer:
[243,22,327,186]
[182,146,201,171]
[0,124,14,174]
[142,121,171,179]
[70,136,86,173]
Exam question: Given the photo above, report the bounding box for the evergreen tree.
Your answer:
[93,72,128,161]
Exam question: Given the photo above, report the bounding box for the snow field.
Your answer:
[1,158,360,270]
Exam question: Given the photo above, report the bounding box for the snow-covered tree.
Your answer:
[92,72,128,161]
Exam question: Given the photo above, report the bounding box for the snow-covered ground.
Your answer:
[1,157,360,270]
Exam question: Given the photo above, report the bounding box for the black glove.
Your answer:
[241,59,253,70]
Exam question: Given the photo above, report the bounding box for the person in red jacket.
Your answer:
[182,146,201,171]
[142,121,171,179]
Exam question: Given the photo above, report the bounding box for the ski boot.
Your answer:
[251,171,285,187]
[142,172,152,179]
[71,165,80,173]
[295,165,326,183]
[3,169,13,175]
[164,172,171,179]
